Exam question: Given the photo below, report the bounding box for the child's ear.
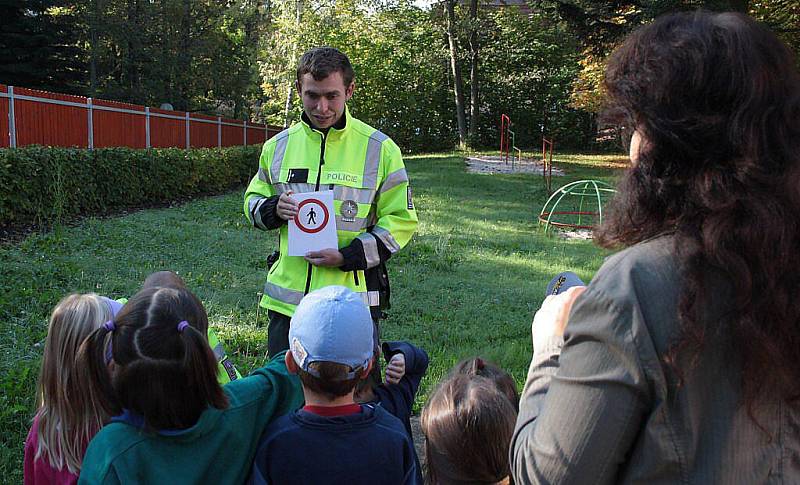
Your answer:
[285,351,299,374]
[359,357,374,380]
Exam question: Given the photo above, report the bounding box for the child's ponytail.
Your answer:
[77,320,121,418]
[178,322,228,410]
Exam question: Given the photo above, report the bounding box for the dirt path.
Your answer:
[554,228,594,240]
[466,155,565,176]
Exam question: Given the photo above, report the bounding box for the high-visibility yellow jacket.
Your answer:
[244,108,418,317]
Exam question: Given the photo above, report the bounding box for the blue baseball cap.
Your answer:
[289,286,373,379]
[546,271,585,297]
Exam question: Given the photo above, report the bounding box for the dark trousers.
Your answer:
[267,310,292,358]
[267,309,383,381]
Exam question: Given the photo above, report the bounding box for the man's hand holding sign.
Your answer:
[282,190,341,264]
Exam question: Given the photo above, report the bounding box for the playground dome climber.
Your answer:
[538,180,616,235]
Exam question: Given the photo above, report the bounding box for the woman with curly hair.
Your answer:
[512,11,800,484]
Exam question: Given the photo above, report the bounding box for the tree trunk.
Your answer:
[126,0,143,102]
[283,0,303,128]
[125,0,136,97]
[159,0,173,105]
[283,84,294,128]
[445,0,467,148]
[468,0,479,142]
[176,0,192,111]
[263,0,272,27]
[89,0,99,97]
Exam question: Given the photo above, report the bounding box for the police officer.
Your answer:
[244,47,418,357]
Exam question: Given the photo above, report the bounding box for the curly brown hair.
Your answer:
[597,11,800,409]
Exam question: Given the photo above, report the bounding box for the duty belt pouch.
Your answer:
[365,261,391,319]
[266,250,280,271]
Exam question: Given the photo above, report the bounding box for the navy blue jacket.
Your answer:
[250,404,419,484]
[373,341,429,440]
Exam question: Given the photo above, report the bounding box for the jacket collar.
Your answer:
[300,106,350,141]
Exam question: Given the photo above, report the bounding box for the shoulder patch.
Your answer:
[222,359,239,381]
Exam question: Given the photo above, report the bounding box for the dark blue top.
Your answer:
[250,404,419,485]
[373,341,429,440]
[372,341,429,485]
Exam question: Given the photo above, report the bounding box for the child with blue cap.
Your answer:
[250,286,420,484]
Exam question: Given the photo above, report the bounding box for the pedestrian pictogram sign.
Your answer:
[288,190,338,256]
[295,198,329,234]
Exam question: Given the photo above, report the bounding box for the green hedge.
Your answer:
[0,145,262,226]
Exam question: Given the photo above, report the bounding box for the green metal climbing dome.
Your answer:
[539,180,617,235]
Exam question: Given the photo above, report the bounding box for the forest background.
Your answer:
[2,1,797,153]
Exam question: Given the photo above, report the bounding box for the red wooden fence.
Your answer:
[0,84,282,149]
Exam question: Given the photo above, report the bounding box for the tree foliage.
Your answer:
[0,1,85,93]
[80,0,265,115]
[544,0,800,116]
[478,7,590,149]
[1,0,797,151]
[259,0,457,151]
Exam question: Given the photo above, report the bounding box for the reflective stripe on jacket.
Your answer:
[243,107,418,316]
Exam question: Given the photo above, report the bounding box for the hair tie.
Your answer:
[177,321,189,333]
[103,320,115,332]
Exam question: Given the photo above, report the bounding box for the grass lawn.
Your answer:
[0,151,625,481]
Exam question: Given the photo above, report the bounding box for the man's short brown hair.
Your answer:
[296,47,355,87]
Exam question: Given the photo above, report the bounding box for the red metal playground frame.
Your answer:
[500,113,556,193]
[499,114,511,163]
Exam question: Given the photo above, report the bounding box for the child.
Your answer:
[452,357,519,411]
[140,270,241,383]
[24,293,114,485]
[76,285,304,485]
[422,365,518,484]
[356,341,429,440]
[356,341,429,484]
[250,286,419,484]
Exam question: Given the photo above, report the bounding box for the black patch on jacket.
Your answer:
[288,168,309,183]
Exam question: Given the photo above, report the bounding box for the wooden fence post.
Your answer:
[217,116,222,147]
[243,120,248,146]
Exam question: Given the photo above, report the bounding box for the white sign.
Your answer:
[287,190,338,256]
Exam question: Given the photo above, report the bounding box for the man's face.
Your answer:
[297,71,354,130]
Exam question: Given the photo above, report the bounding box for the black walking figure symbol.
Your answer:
[307,206,317,225]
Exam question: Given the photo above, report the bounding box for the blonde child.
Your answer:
[24,294,115,485]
